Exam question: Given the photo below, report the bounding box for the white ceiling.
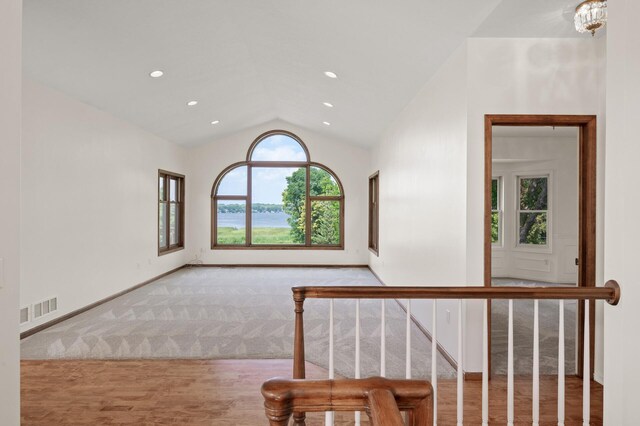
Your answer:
[473,0,605,38]
[23,0,589,147]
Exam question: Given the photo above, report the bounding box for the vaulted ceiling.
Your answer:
[23,0,590,147]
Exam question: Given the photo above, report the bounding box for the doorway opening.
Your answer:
[484,115,596,378]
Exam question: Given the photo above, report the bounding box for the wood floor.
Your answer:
[21,359,602,425]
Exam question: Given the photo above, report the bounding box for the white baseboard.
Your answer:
[594,371,604,385]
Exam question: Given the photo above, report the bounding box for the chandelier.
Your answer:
[574,0,607,36]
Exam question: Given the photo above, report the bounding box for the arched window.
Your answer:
[212,130,344,249]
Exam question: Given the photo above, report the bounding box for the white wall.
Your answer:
[604,0,640,422]
[187,120,370,265]
[369,43,469,361]
[371,38,605,373]
[492,136,579,284]
[0,0,21,421]
[466,38,606,374]
[20,79,189,333]
[20,83,369,334]
[466,38,605,291]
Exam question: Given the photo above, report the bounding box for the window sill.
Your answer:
[368,247,379,256]
[211,245,344,251]
[513,244,552,255]
[158,246,185,256]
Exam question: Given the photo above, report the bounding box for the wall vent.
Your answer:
[33,297,58,320]
[20,306,30,325]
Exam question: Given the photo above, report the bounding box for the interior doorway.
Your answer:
[484,115,597,378]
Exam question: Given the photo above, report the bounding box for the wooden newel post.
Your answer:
[292,289,306,425]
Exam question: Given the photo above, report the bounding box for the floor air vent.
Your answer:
[33,297,58,320]
[20,306,30,325]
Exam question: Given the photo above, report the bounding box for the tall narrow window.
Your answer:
[517,175,549,246]
[159,170,185,254]
[369,172,379,255]
[491,177,502,245]
[212,130,344,249]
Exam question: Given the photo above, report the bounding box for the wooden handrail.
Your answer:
[290,280,621,424]
[261,377,433,426]
[292,280,620,425]
[368,389,404,425]
[293,279,621,305]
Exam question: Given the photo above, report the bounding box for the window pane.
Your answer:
[519,177,547,210]
[369,174,379,253]
[251,167,305,245]
[159,176,165,201]
[250,134,307,162]
[216,166,247,196]
[169,178,178,202]
[371,178,377,204]
[169,204,179,245]
[491,211,499,243]
[310,167,341,196]
[519,212,547,245]
[311,200,340,245]
[159,172,184,253]
[159,203,167,248]
[491,179,498,210]
[217,200,246,245]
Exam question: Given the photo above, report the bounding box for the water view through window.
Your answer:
[213,131,343,247]
[251,167,304,245]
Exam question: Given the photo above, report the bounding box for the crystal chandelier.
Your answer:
[574,0,607,36]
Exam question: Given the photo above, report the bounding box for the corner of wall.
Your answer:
[0,0,22,422]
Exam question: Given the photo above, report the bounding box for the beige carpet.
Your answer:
[491,278,577,375]
[21,267,457,379]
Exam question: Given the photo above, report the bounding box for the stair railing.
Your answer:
[262,377,433,425]
[290,281,620,425]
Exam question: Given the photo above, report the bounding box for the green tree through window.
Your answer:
[212,131,343,248]
[491,178,501,244]
[518,176,548,245]
[283,167,341,245]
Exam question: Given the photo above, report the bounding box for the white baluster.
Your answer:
[507,299,514,426]
[583,300,590,426]
[558,300,565,426]
[325,299,335,426]
[533,300,540,426]
[482,299,488,426]
[457,299,463,426]
[355,299,361,426]
[432,299,438,425]
[329,299,335,379]
[381,300,386,377]
[406,299,412,379]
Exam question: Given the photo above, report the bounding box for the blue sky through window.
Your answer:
[217,166,247,196]
[250,134,307,162]
[216,135,308,204]
[252,167,301,204]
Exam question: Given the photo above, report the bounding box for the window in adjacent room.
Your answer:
[158,170,185,254]
[368,172,379,255]
[211,130,344,249]
[491,176,502,246]
[517,175,549,246]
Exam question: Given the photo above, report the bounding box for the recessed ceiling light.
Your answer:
[324,71,338,79]
[323,121,331,126]
[149,70,164,78]
[186,100,198,106]
[211,120,220,125]
[323,102,334,108]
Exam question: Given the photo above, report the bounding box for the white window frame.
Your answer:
[491,176,503,247]
[515,173,552,252]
